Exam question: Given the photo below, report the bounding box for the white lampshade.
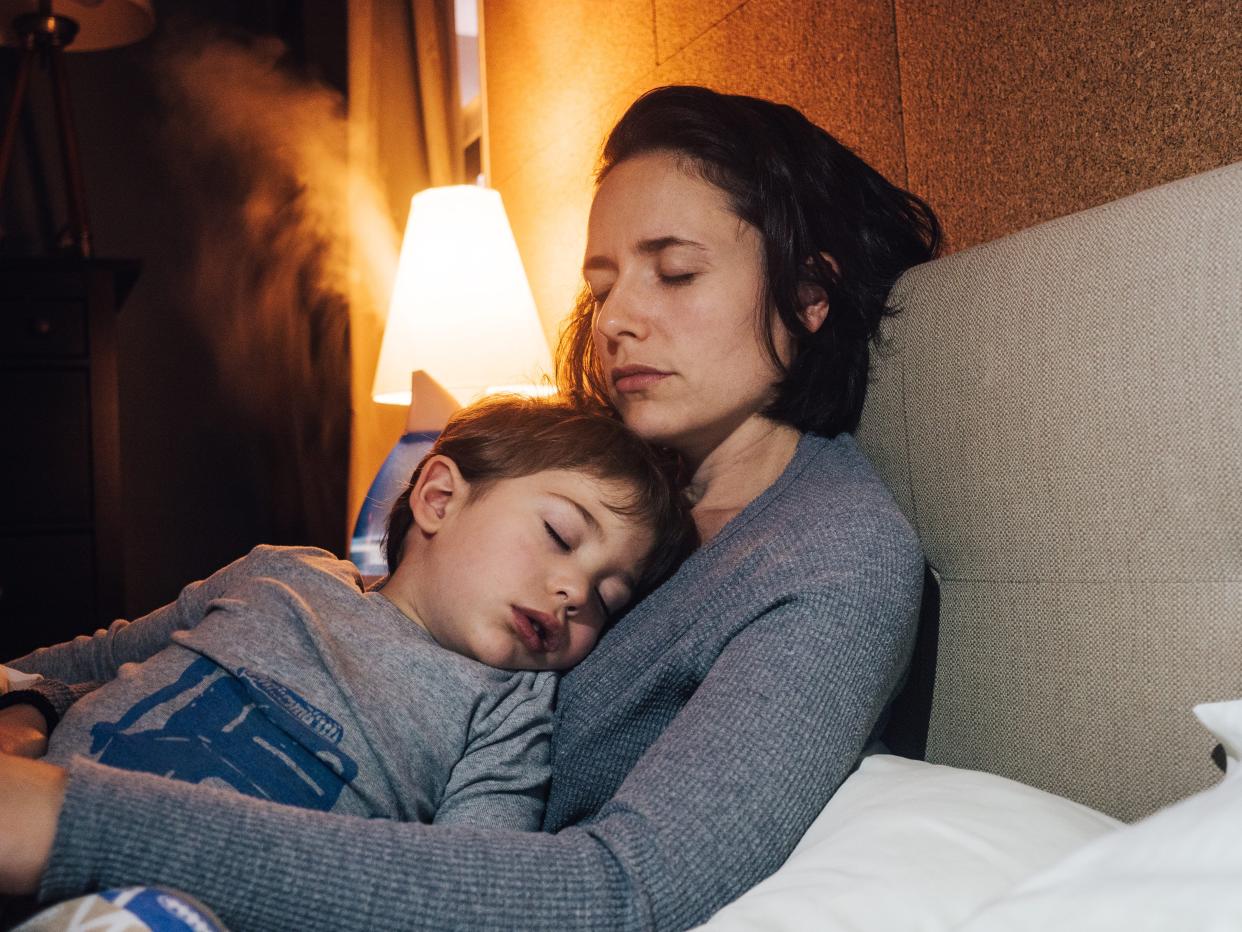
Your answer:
[371,185,553,407]
[0,0,155,51]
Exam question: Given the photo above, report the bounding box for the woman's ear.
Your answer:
[409,455,469,534]
[797,253,838,334]
[797,282,829,333]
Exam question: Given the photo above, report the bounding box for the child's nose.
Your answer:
[554,575,587,614]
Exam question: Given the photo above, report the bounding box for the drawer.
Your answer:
[0,300,87,358]
[0,371,92,525]
[0,532,97,661]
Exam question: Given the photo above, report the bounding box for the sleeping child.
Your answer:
[0,395,694,830]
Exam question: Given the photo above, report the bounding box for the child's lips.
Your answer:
[511,607,563,653]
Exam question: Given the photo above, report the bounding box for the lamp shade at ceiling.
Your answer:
[0,0,155,50]
[372,186,553,406]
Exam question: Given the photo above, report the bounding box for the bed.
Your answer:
[4,160,1237,932]
[696,159,1242,930]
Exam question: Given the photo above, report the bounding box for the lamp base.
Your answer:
[348,430,438,581]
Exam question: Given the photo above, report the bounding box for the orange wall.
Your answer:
[483,0,1241,344]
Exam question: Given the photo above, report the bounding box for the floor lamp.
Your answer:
[0,0,154,256]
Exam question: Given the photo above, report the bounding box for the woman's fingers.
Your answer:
[0,753,66,895]
[0,706,49,758]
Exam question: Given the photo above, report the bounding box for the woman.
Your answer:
[0,85,941,930]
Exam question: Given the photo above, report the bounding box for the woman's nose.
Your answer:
[593,280,647,344]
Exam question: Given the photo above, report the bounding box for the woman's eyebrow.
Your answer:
[583,236,707,273]
[637,236,707,255]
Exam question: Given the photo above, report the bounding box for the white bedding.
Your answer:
[695,699,1242,932]
[957,699,1242,931]
[693,754,1118,932]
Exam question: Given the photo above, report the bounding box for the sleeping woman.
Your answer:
[0,85,941,930]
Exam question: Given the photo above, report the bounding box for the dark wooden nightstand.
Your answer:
[0,258,138,661]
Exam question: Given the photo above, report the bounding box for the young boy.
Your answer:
[0,396,694,830]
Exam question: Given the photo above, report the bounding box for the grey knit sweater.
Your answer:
[38,432,922,931]
[31,545,555,828]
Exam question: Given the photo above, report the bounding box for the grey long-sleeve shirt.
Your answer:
[29,432,922,931]
[17,546,555,829]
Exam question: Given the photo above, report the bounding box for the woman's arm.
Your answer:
[0,706,49,758]
[0,754,65,895]
[22,572,916,931]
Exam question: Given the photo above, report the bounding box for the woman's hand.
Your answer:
[0,705,49,758]
[0,753,66,895]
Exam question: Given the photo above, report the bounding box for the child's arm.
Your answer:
[2,546,302,685]
[0,585,215,750]
[432,671,557,830]
[5,605,194,685]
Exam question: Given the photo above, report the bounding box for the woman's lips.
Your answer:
[612,366,670,393]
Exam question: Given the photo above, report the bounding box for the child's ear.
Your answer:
[409,455,469,534]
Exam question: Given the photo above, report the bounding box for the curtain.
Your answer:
[346,0,464,534]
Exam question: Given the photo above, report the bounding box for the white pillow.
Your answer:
[693,754,1119,932]
[953,699,1242,931]
[1194,698,1242,779]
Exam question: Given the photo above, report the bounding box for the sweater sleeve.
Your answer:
[39,570,918,931]
[5,605,189,685]
[0,680,100,731]
[0,583,209,733]
[433,671,557,830]
[588,583,917,929]
[4,547,297,685]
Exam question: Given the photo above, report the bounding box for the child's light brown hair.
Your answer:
[384,394,696,600]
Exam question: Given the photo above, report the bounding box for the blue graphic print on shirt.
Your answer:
[88,655,358,811]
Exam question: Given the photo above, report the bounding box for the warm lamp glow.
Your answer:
[371,185,552,407]
[0,0,155,51]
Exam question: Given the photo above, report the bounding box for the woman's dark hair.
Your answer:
[385,394,695,598]
[557,84,943,437]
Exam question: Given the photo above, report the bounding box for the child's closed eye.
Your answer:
[544,521,571,552]
[595,589,613,622]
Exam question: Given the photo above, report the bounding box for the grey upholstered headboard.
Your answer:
[857,161,1242,822]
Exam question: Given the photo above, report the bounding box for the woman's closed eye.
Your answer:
[659,271,696,285]
[584,275,612,307]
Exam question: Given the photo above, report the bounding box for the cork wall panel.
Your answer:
[653,0,906,182]
[484,0,906,338]
[494,126,602,351]
[897,0,1242,251]
[483,0,655,186]
[653,0,748,63]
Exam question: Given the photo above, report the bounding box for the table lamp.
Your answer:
[350,184,553,577]
[0,0,156,256]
